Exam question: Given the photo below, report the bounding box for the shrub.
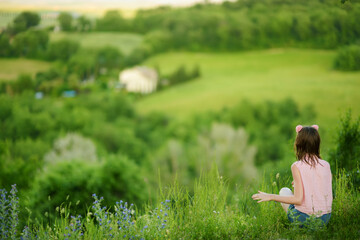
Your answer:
[44,133,98,164]
[11,74,35,94]
[27,161,102,222]
[96,46,123,70]
[99,155,148,208]
[27,155,148,223]
[11,30,49,59]
[46,39,80,62]
[329,111,360,172]
[0,33,12,57]
[334,45,360,71]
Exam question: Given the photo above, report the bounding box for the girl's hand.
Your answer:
[251,191,273,203]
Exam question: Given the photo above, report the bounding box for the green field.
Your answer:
[0,58,51,81]
[137,49,360,134]
[49,32,143,55]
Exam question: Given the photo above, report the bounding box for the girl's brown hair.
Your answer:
[294,126,321,167]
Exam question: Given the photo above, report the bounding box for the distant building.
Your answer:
[119,66,158,94]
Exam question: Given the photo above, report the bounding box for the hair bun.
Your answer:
[312,125,319,130]
[295,125,303,133]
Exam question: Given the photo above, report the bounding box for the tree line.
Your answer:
[1,0,359,72]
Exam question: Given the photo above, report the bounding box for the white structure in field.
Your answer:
[119,66,158,94]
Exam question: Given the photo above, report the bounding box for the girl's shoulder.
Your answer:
[291,161,303,170]
[292,159,330,168]
[292,160,302,167]
[318,159,331,168]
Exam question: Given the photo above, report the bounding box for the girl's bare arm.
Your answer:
[252,164,303,205]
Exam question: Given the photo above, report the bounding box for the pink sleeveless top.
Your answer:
[293,159,333,216]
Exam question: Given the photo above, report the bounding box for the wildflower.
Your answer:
[276,173,280,179]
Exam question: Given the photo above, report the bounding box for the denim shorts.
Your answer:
[287,204,331,226]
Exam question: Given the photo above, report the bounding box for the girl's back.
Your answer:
[293,159,332,216]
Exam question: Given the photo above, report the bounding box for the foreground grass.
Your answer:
[0,58,51,81]
[1,169,359,239]
[49,32,143,55]
[138,49,360,135]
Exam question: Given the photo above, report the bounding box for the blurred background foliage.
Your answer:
[0,0,359,227]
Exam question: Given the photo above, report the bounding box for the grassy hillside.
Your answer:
[49,32,143,55]
[0,58,51,81]
[137,49,360,135]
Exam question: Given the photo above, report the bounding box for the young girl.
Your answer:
[252,125,332,225]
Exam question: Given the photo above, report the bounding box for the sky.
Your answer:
[0,0,230,10]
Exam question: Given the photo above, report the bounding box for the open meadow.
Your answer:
[0,58,51,81]
[138,49,360,136]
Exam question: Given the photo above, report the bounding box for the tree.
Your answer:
[11,74,34,94]
[0,33,12,57]
[329,111,360,171]
[334,45,360,71]
[12,30,49,58]
[46,39,80,61]
[58,12,73,31]
[76,15,92,32]
[96,46,123,70]
[10,11,40,34]
[96,10,129,31]
[68,51,97,80]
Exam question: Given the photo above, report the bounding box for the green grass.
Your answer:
[0,58,51,81]
[4,169,359,239]
[49,32,143,55]
[137,49,360,134]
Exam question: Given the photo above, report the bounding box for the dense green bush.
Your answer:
[329,111,360,171]
[334,44,360,71]
[96,46,124,70]
[27,154,147,222]
[27,160,102,221]
[46,39,80,62]
[11,74,35,95]
[158,65,201,89]
[68,49,97,81]
[0,139,45,189]
[0,33,12,57]
[11,30,49,58]
[329,111,360,188]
